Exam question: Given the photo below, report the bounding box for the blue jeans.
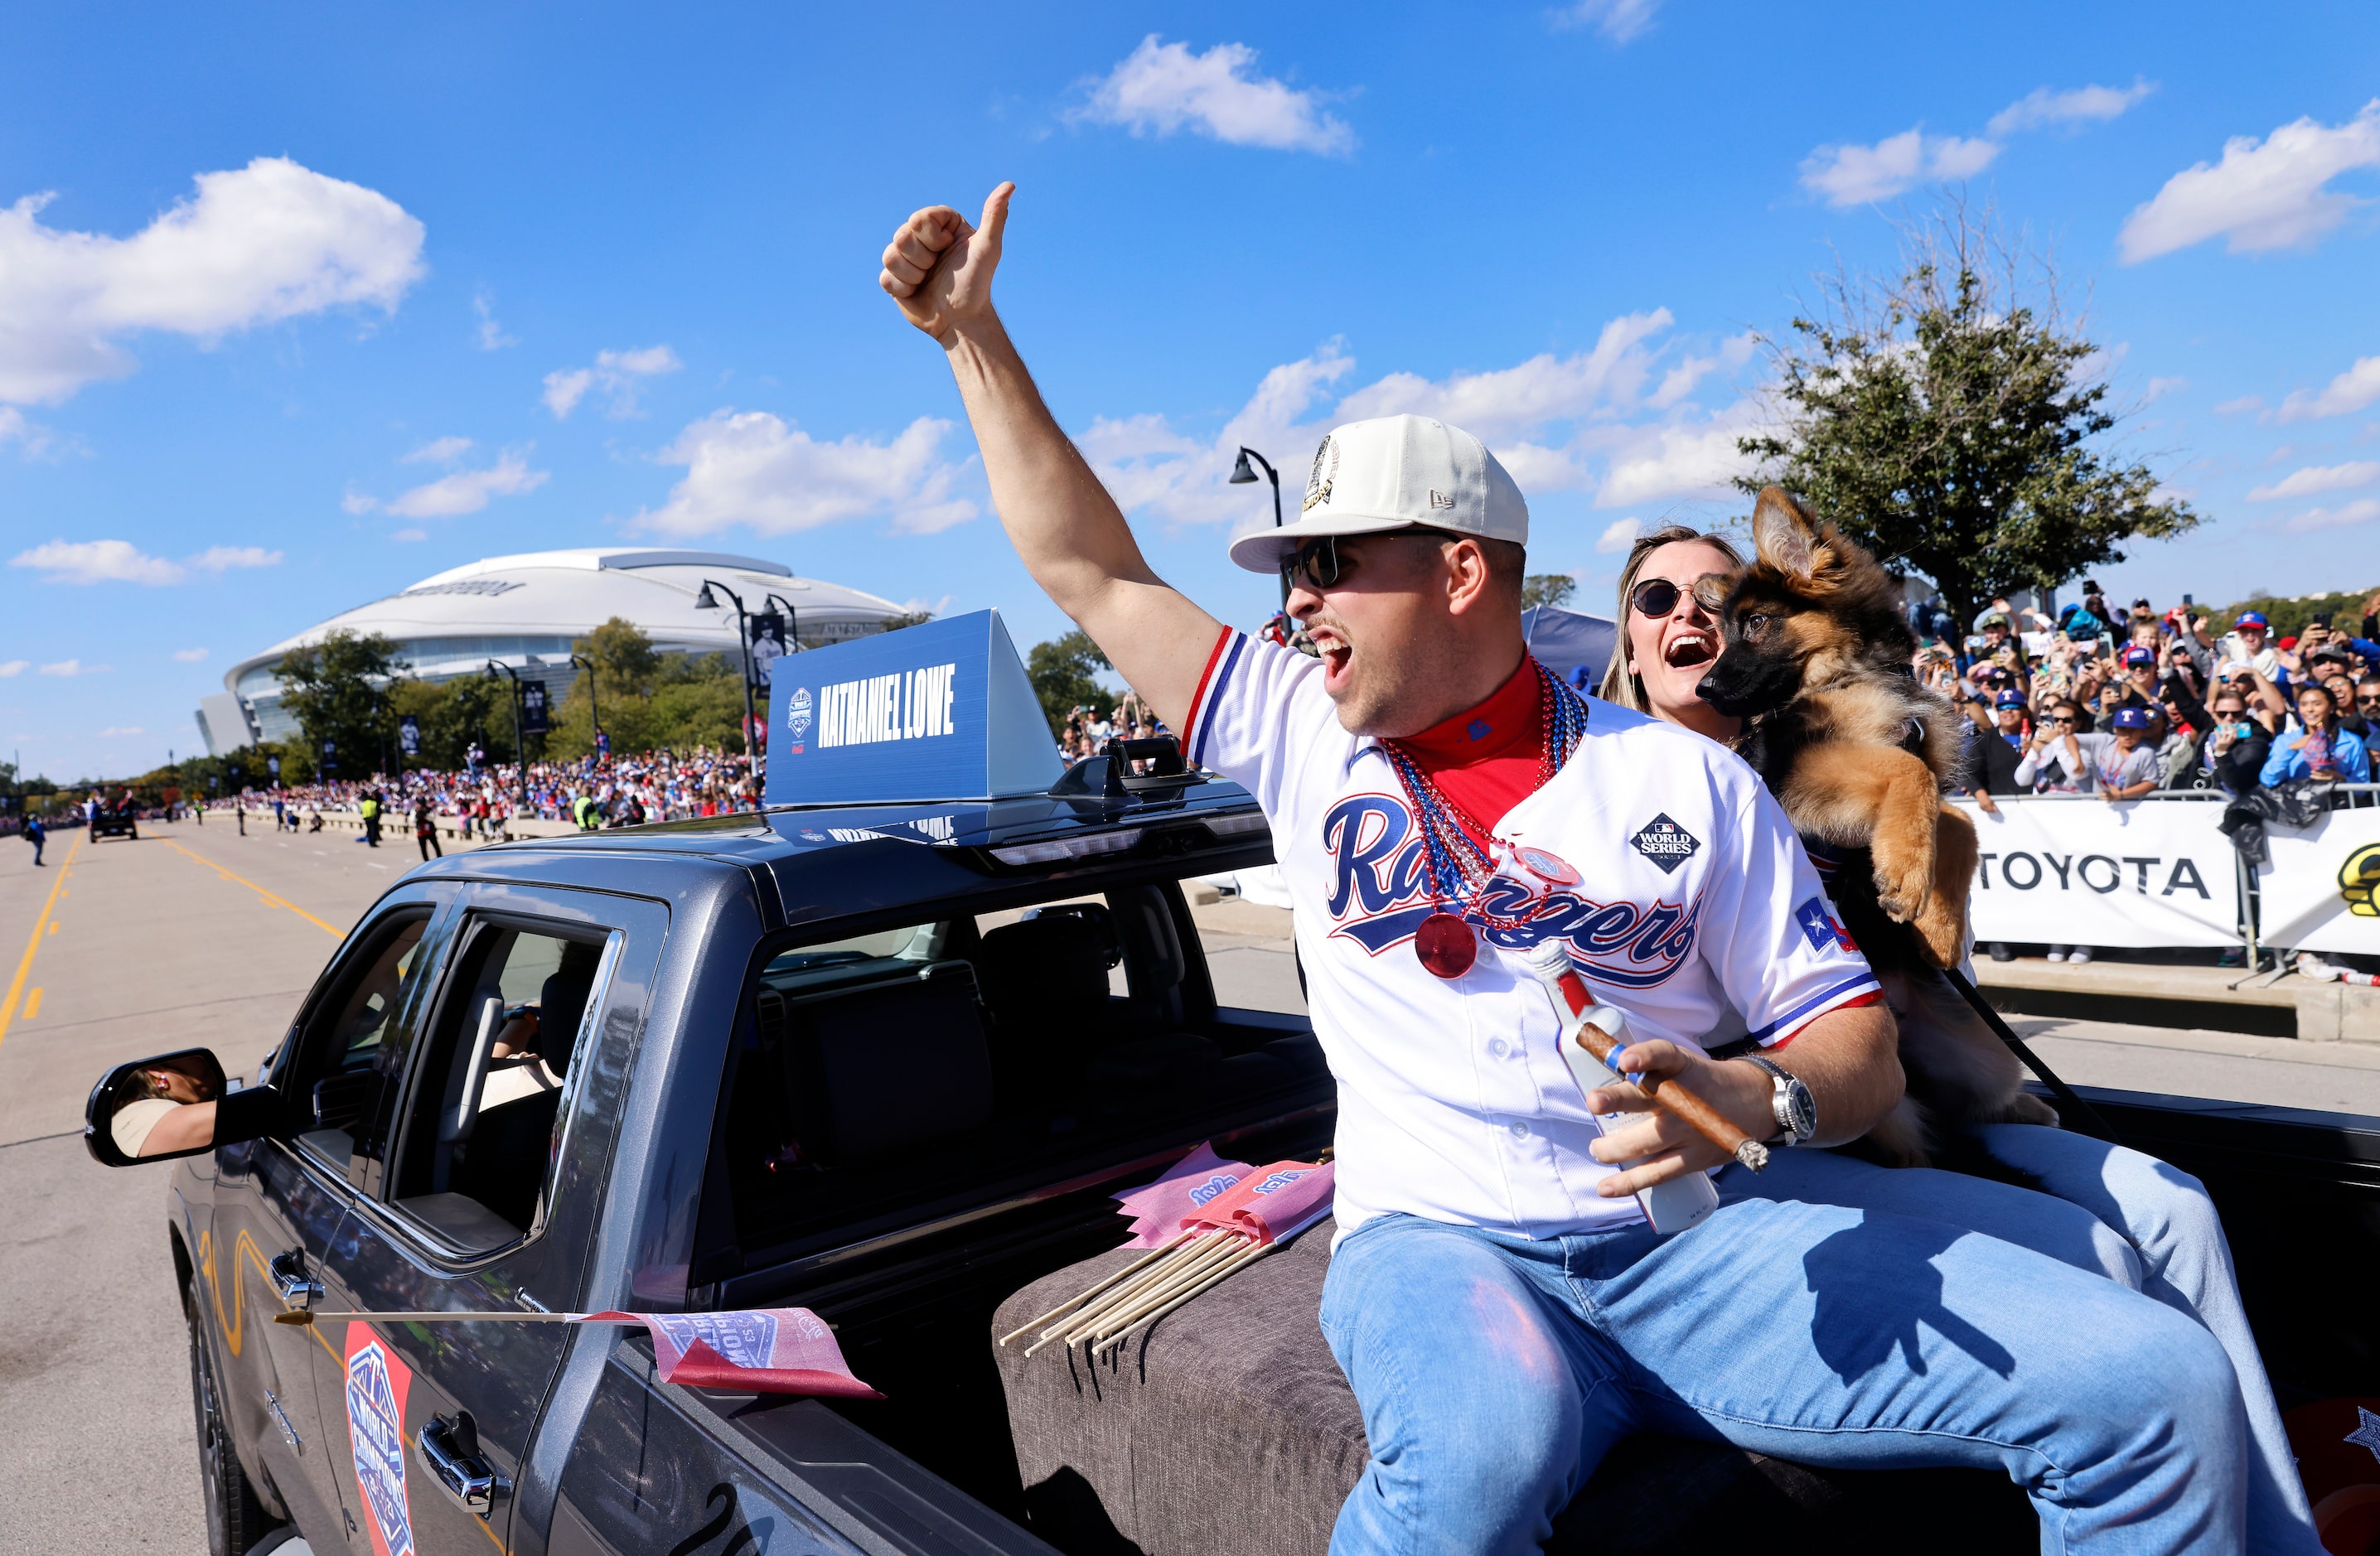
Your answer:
[1322,1159,2253,1554]
[1741,1126,2315,1554]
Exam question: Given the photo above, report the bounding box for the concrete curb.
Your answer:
[1975,959,2380,1044]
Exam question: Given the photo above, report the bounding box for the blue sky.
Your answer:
[3,2,2378,780]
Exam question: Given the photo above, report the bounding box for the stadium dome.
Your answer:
[200,547,907,754]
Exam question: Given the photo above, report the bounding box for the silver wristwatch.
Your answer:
[1742,1055,1816,1146]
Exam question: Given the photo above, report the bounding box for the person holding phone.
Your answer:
[2261,683,2371,785]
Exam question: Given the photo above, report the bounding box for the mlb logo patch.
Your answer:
[1629,814,1700,874]
[1796,896,1856,953]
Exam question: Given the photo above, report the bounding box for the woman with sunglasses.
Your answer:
[1595,525,1746,742]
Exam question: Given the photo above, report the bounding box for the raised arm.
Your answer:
[879,185,1226,732]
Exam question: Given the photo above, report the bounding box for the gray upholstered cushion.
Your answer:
[992,1220,2035,1556]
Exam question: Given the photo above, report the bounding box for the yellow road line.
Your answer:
[158,838,346,940]
[21,988,40,1020]
[0,835,79,1046]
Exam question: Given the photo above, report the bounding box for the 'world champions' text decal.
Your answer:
[1322,793,1701,987]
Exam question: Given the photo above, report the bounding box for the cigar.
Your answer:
[1522,940,1769,1172]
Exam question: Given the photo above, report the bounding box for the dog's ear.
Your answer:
[1753,487,1819,580]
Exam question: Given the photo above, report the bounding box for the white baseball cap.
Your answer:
[1226,414,1530,573]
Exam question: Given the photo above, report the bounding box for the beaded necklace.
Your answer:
[1380,657,1590,978]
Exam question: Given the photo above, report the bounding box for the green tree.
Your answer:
[548,620,751,759]
[1521,574,1577,611]
[1027,631,1113,737]
[275,631,414,780]
[1735,210,2198,629]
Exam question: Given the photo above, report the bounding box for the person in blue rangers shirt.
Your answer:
[877,184,2315,1555]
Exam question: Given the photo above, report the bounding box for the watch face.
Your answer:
[1783,1079,1817,1138]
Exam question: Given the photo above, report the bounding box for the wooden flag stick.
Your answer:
[1086,1235,1259,1343]
[1094,1239,1275,1357]
[1036,1232,1235,1351]
[1074,1235,1246,1341]
[274,1310,599,1327]
[997,1225,1199,1347]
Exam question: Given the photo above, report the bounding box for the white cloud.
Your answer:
[172,647,210,662]
[1071,36,1353,156]
[1596,518,1641,553]
[1988,80,2156,136]
[385,447,549,519]
[390,528,428,543]
[8,538,281,583]
[1336,312,1674,440]
[2118,99,2380,263]
[2283,497,2380,534]
[0,406,56,456]
[1589,398,1768,507]
[190,545,282,573]
[2247,461,2380,501]
[11,539,186,585]
[0,660,26,677]
[341,487,379,515]
[543,344,681,418]
[2273,355,2380,423]
[1800,128,2000,206]
[99,726,143,737]
[403,435,473,464]
[472,288,516,350]
[1552,0,1661,43]
[0,156,424,405]
[2213,395,2264,417]
[637,412,978,537]
[2141,375,2189,404]
[39,660,108,677]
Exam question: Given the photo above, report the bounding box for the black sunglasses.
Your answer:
[1629,575,1725,619]
[1279,528,1447,593]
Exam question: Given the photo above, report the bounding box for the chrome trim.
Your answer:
[268,1249,322,1309]
[416,1415,506,1520]
[264,1389,302,1452]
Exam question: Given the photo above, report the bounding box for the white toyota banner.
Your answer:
[2257,806,2380,955]
[1949,798,2242,949]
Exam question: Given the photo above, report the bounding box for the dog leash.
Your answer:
[1939,966,2121,1143]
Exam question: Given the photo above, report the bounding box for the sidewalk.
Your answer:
[1975,957,2380,1045]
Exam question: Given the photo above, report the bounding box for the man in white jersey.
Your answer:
[880,186,2252,1554]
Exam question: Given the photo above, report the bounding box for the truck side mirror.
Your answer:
[85,1048,283,1167]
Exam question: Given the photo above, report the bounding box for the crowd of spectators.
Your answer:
[1920,582,2378,966]
[1927,582,2379,806]
[1057,692,1170,765]
[190,743,762,852]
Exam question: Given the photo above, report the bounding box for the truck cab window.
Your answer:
[389,919,618,1253]
[291,912,433,1184]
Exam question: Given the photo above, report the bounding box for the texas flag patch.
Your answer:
[1795,896,1857,954]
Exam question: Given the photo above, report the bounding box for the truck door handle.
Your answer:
[267,1250,322,1309]
[417,1413,507,1520]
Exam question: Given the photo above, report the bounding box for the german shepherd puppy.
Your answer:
[1696,487,2055,1165]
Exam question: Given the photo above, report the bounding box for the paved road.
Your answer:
[0,819,443,1554]
[2,826,2373,1552]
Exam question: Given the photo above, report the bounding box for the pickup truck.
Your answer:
[86,749,2380,1556]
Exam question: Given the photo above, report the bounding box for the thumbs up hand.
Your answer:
[880,183,1014,345]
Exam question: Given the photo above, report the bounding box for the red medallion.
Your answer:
[1415,912,1478,979]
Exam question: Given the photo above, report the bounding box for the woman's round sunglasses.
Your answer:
[1629,575,1725,619]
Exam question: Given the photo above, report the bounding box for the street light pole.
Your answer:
[570,653,602,761]
[485,660,527,810]
[1230,447,1286,606]
[692,578,761,775]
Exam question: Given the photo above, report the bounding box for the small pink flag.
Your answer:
[1187,1160,1336,1245]
[583,1308,883,1399]
[1113,1142,1255,1249]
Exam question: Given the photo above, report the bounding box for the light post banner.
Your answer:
[2257,805,2380,956]
[1950,798,2241,949]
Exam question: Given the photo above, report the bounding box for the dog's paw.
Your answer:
[2003,1092,2062,1128]
[1871,850,1934,924]
[1914,896,1966,968]
[1859,1103,1933,1168]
